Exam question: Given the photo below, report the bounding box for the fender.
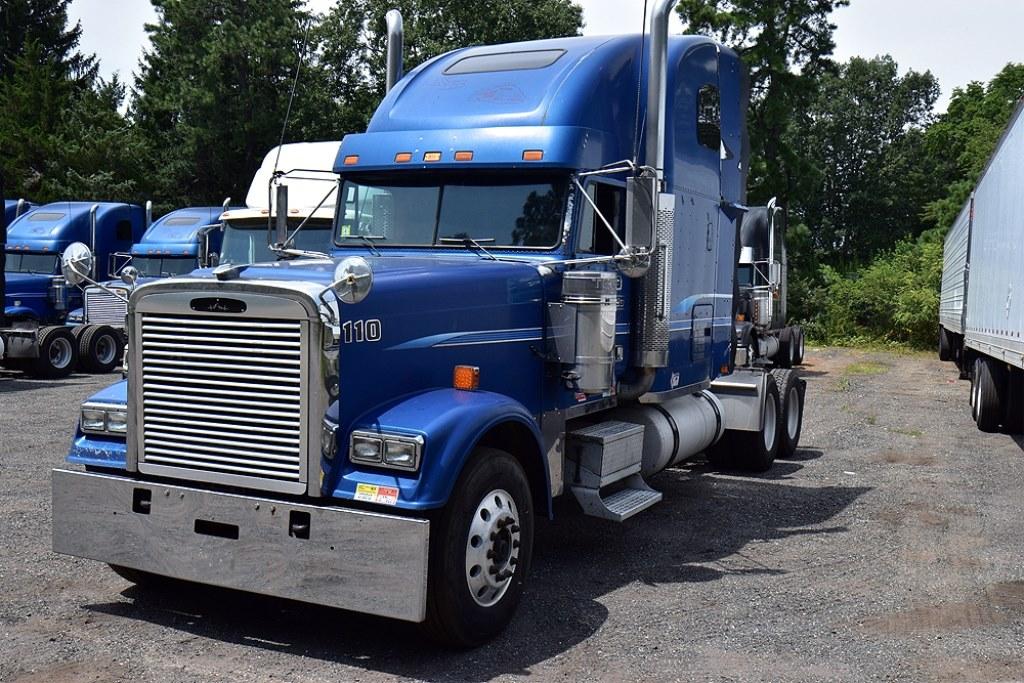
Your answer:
[4,305,41,320]
[328,388,550,515]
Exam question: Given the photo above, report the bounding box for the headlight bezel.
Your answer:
[80,402,129,437]
[349,430,424,472]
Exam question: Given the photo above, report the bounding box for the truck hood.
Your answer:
[4,272,53,318]
[4,272,52,300]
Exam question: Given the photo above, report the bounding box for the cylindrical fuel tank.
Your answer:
[613,390,725,477]
[562,271,617,394]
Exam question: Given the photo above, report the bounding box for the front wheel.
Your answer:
[424,448,534,647]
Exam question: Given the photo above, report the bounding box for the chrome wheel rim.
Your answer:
[465,488,520,607]
[763,393,778,451]
[787,386,800,439]
[96,334,117,365]
[49,337,73,369]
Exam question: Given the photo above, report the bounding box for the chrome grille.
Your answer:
[138,313,305,487]
[85,286,128,326]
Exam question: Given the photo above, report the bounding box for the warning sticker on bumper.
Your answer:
[354,483,400,506]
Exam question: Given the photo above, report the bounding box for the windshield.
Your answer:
[129,257,198,278]
[335,173,568,249]
[5,253,58,274]
[219,218,334,265]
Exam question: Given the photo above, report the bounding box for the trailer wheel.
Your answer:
[423,447,534,647]
[29,326,78,379]
[792,327,806,366]
[1003,369,1024,434]
[79,325,123,373]
[707,374,781,472]
[771,369,805,459]
[938,326,952,361]
[974,357,1005,433]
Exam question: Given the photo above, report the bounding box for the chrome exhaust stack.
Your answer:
[629,0,678,373]
[385,9,404,93]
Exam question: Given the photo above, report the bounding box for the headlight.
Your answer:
[350,431,423,472]
[350,433,383,464]
[80,403,128,437]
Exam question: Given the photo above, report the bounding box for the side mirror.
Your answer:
[61,242,95,287]
[275,184,289,244]
[330,256,373,304]
[120,266,139,288]
[625,176,657,249]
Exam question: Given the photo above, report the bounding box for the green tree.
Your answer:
[314,0,584,136]
[921,63,1024,233]
[675,0,848,204]
[0,0,95,82]
[132,0,320,208]
[793,56,939,268]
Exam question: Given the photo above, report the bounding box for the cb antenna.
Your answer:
[632,0,650,166]
[272,17,313,177]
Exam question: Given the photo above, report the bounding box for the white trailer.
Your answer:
[938,98,1024,432]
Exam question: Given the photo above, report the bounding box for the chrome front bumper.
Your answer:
[52,469,430,622]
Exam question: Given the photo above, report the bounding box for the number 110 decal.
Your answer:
[341,318,382,344]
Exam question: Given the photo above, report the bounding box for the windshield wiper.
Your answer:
[438,236,497,260]
[341,234,386,257]
[268,244,332,260]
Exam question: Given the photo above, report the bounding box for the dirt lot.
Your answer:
[2,348,1023,682]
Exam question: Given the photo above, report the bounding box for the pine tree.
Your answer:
[132,0,320,207]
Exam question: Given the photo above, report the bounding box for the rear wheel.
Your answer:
[707,373,781,472]
[792,327,806,366]
[423,448,534,647]
[772,369,804,459]
[775,329,793,369]
[29,326,78,378]
[79,325,123,373]
[974,356,1005,433]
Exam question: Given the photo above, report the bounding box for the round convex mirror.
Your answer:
[120,265,139,287]
[331,256,374,304]
[61,242,94,286]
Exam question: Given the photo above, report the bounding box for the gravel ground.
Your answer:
[2,348,1023,683]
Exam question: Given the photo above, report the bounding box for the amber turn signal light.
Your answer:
[453,365,480,391]
[394,152,413,163]
[454,150,474,161]
[343,154,359,166]
[424,151,442,162]
[522,150,544,161]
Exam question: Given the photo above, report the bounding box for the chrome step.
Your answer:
[570,474,662,522]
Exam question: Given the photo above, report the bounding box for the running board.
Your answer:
[571,474,663,522]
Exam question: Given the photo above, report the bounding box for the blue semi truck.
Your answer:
[1,202,145,377]
[52,4,806,645]
[67,204,230,372]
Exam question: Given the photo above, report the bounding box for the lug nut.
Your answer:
[486,550,495,559]
[512,540,520,549]
[509,524,520,533]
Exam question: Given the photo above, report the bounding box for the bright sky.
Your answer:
[69,0,1023,113]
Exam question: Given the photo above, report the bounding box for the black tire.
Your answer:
[707,373,782,472]
[792,326,806,366]
[79,324,123,373]
[938,326,952,361]
[775,328,793,369]
[1003,369,1024,434]
[974,356,1005,433]
[772,369,805,459]
[29,326,78,378]
[423,447,534,647]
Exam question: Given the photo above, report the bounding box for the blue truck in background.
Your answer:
[2,202,145,377]
[52,3,806,646]
[67,203,231,373]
